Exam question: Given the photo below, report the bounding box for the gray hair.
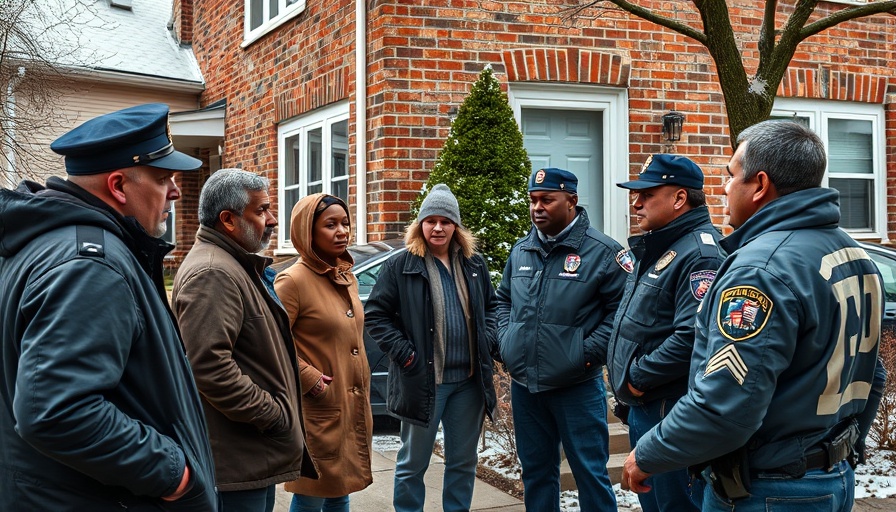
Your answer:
[735,120,826,196]
[198,168,270,227]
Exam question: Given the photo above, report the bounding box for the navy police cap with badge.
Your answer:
[51,103,202,175]
[528,167,578,194]
[617,154,704,191]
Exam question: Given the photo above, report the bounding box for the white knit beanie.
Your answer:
[418,184,462,226]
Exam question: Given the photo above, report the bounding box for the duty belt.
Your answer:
[753,419,860,478]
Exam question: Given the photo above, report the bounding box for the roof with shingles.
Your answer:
[24,0,202,84]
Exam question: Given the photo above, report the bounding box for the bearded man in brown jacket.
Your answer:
[173,168,316,512]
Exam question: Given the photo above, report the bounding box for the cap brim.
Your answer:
[144,150,202,171]
[616,180,664,190]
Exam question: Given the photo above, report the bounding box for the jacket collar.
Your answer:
[520,207,592,253]
[628,206,713,265]
[196,225,272,277]
[720,188,840,254]
[44,177,174,279]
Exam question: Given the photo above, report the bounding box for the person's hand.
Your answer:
[307,374,332,397]
[161,464,190,501]
[403,352,415,368]
[627,382,645,398]
[621,450,652,493]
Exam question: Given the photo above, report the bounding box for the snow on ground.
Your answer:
[855,446,896,499]
[373,431,896,511]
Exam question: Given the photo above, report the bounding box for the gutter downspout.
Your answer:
[355,0,367,244]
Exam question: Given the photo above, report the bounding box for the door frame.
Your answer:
[508,83,630,242]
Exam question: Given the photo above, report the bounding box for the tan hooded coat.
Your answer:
[274,194,373,497]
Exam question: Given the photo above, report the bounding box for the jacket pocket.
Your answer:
[537,324,585,388]
[624,282,662,327]
[303,407,342,460]
[607,336,640,404]
[168,422,217,512]
[498,321,526,379]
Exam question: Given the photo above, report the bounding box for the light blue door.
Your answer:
[521,108,605,231]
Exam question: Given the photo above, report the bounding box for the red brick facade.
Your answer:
[182,0,896,256]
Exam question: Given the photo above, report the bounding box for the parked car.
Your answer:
[272,239,406,417]
[859,242,896,335]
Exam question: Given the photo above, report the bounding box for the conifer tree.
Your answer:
[415,66,531,281]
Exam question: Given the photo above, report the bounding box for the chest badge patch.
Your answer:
[615,249,634,274]
[689,270,717,301]
[655,250,677,272]
[717,286,773,341]
[564,254,581,273]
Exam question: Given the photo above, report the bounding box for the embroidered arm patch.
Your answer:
[689,270,717,301]
[616,249,634,273]
[717,286,773,341]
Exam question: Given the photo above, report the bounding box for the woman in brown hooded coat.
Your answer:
[274,194,373,512]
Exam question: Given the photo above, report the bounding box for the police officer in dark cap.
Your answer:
[495,167,628,511]
[608,154,725,512]
[0,103,218,510]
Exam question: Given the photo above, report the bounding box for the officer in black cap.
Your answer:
[495,167,628,511]
[0,104,217,510]
[608,154,724,512]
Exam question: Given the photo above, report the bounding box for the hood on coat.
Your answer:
[0,179,122,258]
[289,193,355,285]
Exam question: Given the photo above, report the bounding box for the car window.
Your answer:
[356,261,385,298]
[868,251,896,303]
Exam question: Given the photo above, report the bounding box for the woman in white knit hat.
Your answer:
[365,184,498,512]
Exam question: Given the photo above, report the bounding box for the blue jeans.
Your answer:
[511,378,616,512]
[394,377,485,512]
[289,494,350,512]
[220,485,276,512]
[702,460,854,512]
[628,398,701,512]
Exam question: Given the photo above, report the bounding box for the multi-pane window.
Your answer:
[278,102,349,249]
[770,99,884,238]
[244,0,305,45]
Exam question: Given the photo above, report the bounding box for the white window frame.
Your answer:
[508,83,630,242]
[162,202,176,246]
[277,101,350,252]
[242,0,306,48]
[772,98,886,240]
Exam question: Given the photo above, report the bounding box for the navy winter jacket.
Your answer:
[0,178,217,511]
[496,208,627,393]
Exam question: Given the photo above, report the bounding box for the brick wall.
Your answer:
[188,0,896,247]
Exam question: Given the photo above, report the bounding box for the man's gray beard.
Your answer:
[152,222,168,239]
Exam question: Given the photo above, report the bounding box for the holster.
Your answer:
[822,418,860,471]
[610,396,630,426]
[707,446,751,501]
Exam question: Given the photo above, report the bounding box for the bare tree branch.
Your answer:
[1,0,104,187]
[800,0,896,40]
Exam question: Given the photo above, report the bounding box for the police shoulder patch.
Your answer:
[717,286,773,341]
[616,249,634,274]
[689,270,717,301]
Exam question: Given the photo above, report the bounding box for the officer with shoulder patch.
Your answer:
[608,154,725,512]
[621,120,887,512]
[496,167,628,511]
[0,104,218,510]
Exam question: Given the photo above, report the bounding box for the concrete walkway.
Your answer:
[273,447,524,511]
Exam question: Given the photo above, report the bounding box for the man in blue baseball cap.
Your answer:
[608,154,724,512]
[496,167,628,511]
[0,104,217,510]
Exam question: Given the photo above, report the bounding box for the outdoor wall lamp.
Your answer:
[662,111,685,142]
